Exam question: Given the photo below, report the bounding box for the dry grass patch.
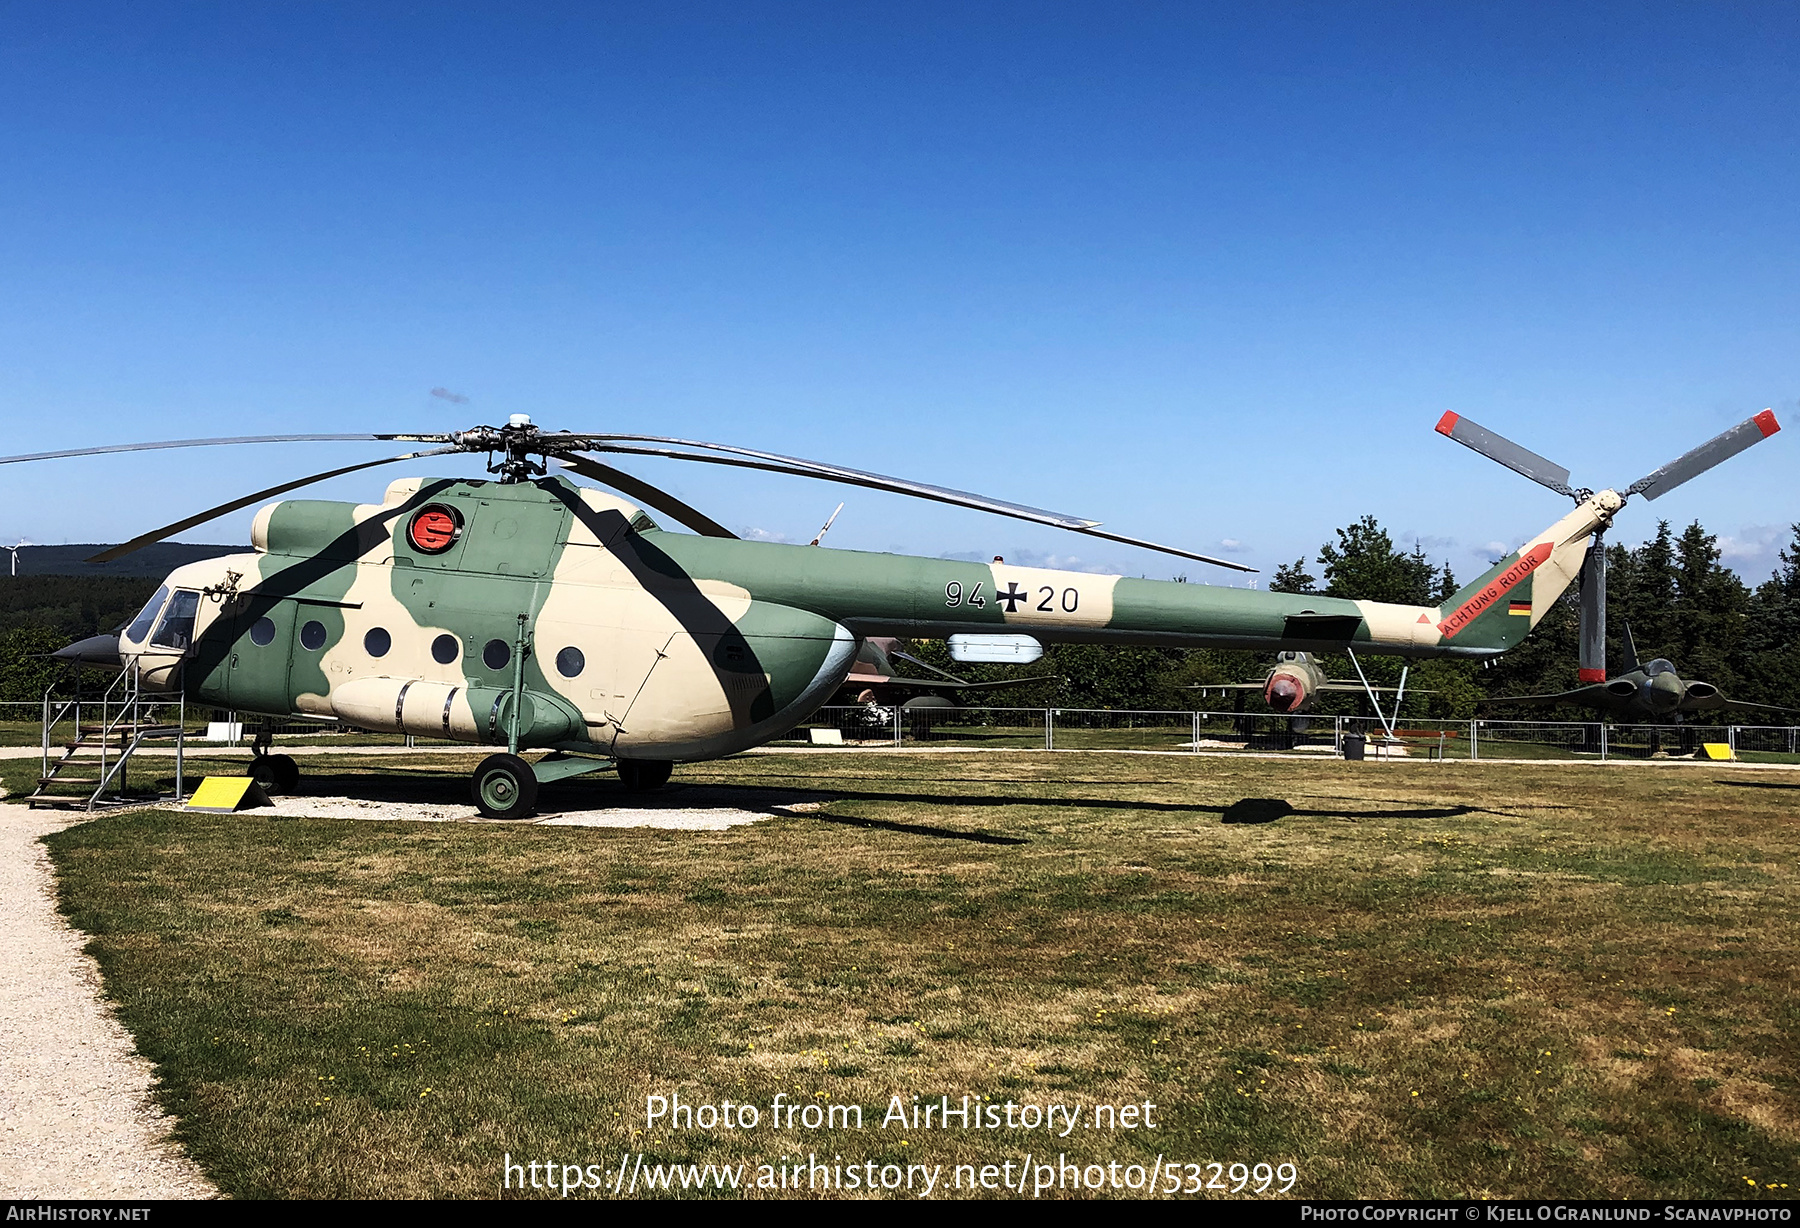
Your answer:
[40,750,1800,1198]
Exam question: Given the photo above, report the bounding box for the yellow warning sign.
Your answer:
[186,776,274,812]
[1701,743,1736,762]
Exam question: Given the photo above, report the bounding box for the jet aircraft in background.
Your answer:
[1189,651,1417,714]
[1480,628,1797,721]
[836,636,1053,710]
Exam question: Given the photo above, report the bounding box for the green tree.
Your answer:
[0,627,72,702]
[1316,516,1444,606]
[1269,559,1317,595]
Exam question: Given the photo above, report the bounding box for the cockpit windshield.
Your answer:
[1644,659,1676,676]
[149,590,201,651]
[124,586,169,644]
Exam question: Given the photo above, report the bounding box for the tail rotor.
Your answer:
[1434,407,1783,684]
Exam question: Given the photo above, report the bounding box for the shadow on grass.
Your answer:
[1714,778,1800,790]
[806,812,1029,845]
[257,766,1487,837]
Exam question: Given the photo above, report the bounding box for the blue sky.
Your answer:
[2,2,1796,585]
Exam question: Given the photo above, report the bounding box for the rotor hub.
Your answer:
[453,416,548,483]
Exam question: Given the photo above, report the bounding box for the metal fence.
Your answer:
[782,706,1800,761]
[7,698,1796,760]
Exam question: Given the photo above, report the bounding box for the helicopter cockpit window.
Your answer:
[124,586,170,644]
[149,590,201,651]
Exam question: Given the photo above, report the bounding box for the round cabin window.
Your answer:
[556,646,585,678]
[431,634,459,665]
[249,617,276,646]
[364,627,391,658]
[483,639,511,671]
[300,621,327,651]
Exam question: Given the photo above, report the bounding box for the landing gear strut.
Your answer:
[247,728,299,794]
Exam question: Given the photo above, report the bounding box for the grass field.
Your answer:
[35,750,1800,1199]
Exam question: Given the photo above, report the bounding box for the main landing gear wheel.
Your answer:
[248,753,299,794]
[616,759,673,792]
[473,753,539,820]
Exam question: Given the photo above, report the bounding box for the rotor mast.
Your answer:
[456,414,547,484]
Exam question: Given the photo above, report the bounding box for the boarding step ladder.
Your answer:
[31,663,188,810]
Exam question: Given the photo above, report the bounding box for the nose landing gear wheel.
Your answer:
[248,753,299,794]
[617,759,673,791]
[473,753,539,819]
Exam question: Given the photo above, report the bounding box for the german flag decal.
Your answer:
[1438,542,1553,639]
[1508,600,1532,616]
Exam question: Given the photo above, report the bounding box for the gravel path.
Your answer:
[0,807,216,1199]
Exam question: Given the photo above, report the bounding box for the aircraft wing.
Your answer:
[1478,686,1613,707]
[875,674,1056,691]
[1189,681,1431,694]
[1679,694,1800,716]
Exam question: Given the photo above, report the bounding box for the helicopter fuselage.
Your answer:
[110,473,1609,763]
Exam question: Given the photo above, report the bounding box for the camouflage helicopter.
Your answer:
[3,410,1779,817]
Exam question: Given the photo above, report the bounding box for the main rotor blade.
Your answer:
[546,433,1101,528]
[86,446,462,563]
[566,439,1257,572]
[551,454,738,539]
[1434,413,1575,497]
[0,432,450,467]
[1625,409,1781,501]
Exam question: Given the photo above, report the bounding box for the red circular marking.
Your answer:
[409,508,459,552]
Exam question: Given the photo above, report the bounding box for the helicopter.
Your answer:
[3,409,1779,817]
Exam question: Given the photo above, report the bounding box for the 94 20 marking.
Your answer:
[950,580,1079,615]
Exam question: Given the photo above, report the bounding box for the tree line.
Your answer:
[2,520,1797,719]
[909,517,1800,723]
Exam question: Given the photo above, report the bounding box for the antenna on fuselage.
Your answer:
[810,502,845,546]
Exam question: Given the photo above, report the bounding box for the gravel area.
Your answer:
[0,808,215,1198]
[257,786,816,829]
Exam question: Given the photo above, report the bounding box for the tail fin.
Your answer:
[1622,621,1639,670]
[1433,492,1623,653]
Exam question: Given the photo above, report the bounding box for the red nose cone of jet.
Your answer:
[1266,677,1303,713]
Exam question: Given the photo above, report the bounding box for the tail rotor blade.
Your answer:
[1434,413,1575,497]
[1625,410,1781,501]
[1578,530,1607,681]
